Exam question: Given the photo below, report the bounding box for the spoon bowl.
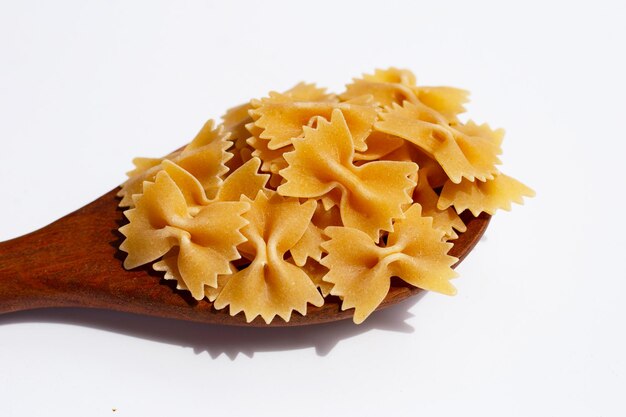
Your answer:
[0,187,490,326]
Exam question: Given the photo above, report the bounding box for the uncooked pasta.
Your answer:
[118,68,534,324]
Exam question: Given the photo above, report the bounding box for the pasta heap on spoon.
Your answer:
[118,68,533,324]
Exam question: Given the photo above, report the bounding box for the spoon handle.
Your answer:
[0,193,115,314]
[0,230,48,313]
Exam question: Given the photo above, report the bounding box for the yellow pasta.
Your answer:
[278,109,417,241]
[414,171,466,240]
[438,173,536,216]
[344,67,469,121]
[290,204,342,267]
[153,249,234,302]
[412,151,466,239]
[281,82,338,102]
[363,67,418,85]
[221,102,254,172]
[416,86,469,121]
[149,158,270,299]
[118,120,232,207]
[213,190,324,323]
[222,102,253,143]
[119,166,249,300]
[376,101,502,183]
[342,68,420,107]
[251,91,377,151]
[321,204,458,324]
[118,67,533,324]
[299,258,333,297]
[247,135,291,182]
[215,157,270,202]
[354,131,405,162]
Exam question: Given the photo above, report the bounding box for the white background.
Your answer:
[0,1,624,416]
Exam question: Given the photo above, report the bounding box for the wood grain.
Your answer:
[0,188,490,326]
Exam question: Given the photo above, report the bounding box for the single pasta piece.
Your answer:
[278,109,417,241]
[224,82,331,173]
[344,67,469,121]
[341,68,421,107]
[119,166,249,300]
[375,101,502,183]
[438,173,535,216]
[251,90,377,151]
[278,82,338,102]
[362,67,418,85]
[321,204,458,324]
[118,120,232,207]
[213,190,324,323]
[415,86,469,121]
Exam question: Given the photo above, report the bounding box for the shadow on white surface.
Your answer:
[0,294,421,359]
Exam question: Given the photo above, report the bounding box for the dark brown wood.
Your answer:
[0,188,490,326]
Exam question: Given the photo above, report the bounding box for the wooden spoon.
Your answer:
[0,186,490,326]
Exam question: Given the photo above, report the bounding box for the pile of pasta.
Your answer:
[118,68,533,324]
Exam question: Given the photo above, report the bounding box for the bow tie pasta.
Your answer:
[118,68,534,324]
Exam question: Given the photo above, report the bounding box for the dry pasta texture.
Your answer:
[118,67,534,324]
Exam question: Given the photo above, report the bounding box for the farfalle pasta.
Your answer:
[119,164,249,300]
[278,109,417,241]
[321,204,458,324]
[213,191,323,323]
[375,101,502,183]
[118,120,232,207]
[119,67,533,324]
